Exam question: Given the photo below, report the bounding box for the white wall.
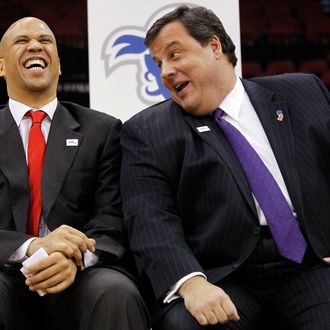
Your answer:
[88,0,241,121]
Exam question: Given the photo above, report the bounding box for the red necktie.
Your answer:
[27,110,47,236]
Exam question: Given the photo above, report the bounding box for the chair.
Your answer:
[240,18,266,46]
[321,71,330,89]
[296,2,325,19]
[52,19,86,46]
[242,62,263,78]
[262,2,293,20]
[299,59,328,76]
[264,60,295,76]
[240,2,264,19]
[305,18,330,43]
[266,19,301,44]
[302,15,330,29]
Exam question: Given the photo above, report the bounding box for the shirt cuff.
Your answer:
[163,272,206,304]
[9,239,99,269]
[82,249,99,270]
[8,237,36,263]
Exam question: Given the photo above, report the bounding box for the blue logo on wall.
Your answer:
[101,3,186,105]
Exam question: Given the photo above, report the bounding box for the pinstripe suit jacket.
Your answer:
[120,73,330,312]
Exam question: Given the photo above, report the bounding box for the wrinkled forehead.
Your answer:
[2,17,55,45]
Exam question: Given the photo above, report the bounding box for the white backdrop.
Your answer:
[88,0,241,121]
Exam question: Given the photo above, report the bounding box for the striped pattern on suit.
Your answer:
[120,73,330,325]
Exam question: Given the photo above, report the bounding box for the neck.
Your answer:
[9,91,56,109]
[215,69,237,107]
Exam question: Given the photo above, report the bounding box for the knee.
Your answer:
[155,301,202,330]
[82,268,150,327]
[86,268,145,306]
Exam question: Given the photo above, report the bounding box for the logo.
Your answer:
[276,109,284,122]
[101,3,188,105]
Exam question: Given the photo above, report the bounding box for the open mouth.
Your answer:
[24,59,46,70]
[175,81,189,93]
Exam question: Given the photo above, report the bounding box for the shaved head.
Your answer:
[0,16,61,108]
[0,17,56,57]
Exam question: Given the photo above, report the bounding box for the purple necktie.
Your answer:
[214,108,307,263]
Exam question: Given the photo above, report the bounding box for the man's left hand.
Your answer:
[24,252,77,294]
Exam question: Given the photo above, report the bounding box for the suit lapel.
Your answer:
[242,79,305,219]
[42,103,83,220]
[0,106,29,232]
[183,113,258,217]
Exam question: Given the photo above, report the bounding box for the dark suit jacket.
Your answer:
[120,73,330,315]
[0,101,132,277]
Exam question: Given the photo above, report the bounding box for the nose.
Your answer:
[27,39,43,52]
[161,61,175,80]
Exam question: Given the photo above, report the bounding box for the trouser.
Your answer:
[154,227,330,330]
[0,266,150,330]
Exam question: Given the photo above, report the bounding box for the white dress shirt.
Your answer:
[164,76,296,303]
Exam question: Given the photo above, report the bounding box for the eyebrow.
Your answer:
[163,40,182,51]
[151,40,182,63]
[13,34,55,41]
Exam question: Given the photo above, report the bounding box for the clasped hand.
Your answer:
[24,225,96,293]
[27,224,96,266]
[24,251,77,293]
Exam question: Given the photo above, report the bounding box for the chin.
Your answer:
[182,106,196,114]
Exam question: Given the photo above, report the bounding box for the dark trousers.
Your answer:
[154,228,330,330]
[0,267,150,330]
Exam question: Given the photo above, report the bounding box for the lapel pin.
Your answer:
[197,126,211,133]
[66,139,79,147]
[276,110,284,122]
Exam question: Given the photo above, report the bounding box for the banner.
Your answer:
[88,0,241,121]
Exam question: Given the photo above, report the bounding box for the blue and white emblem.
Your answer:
[101,3,187,105]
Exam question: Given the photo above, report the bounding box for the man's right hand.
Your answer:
[178,276,240,326]
[27,225,96,266]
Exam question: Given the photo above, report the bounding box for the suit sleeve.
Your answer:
[83,118,129,266]
[120,118,204,299]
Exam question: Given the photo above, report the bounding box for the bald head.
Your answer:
[0,16,61,107]
[0,17,56,57]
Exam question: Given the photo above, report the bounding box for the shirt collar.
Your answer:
[218,76,244,121]
[9,98,58,126]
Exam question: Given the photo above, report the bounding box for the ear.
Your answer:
[58,57,62,75]
[209,35,222,59]
[0,59,5,77]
